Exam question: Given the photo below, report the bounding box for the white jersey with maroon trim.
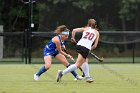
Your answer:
[77,27,97,50]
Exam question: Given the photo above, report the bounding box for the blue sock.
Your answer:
[36,66,47,76]
[67,64,77,78]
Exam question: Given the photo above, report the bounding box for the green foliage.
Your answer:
[9,7,27,17]
[99,20,117,31]
[0,0,140,31]
[119,0,140,21]
[0,0,5,24]
[51,0,67,4]
[72,0,94,10]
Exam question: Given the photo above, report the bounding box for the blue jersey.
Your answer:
[44,35,64,56]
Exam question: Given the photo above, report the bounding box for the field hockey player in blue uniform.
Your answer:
[34,25,83,81]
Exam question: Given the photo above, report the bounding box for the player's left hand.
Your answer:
[67,54,74,60]
[71,38,77,43]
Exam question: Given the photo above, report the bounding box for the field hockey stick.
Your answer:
[89,51,104,62]
[70,42,104,62]
[63,48,85,77]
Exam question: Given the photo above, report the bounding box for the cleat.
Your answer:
[34,74,39,81]
[56,70,63,82]
[76,75,83,80]
[85,77,94,83]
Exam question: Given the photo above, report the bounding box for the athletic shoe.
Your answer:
[34,74,39,81]
[56,70,63,82]
[85,77,94,83]
[76,75,83,80]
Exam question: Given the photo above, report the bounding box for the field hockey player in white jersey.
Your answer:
[56,19,99,83]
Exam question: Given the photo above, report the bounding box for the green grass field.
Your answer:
[0,63,140,93]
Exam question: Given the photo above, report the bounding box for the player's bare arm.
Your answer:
[71,27,85,43]
[91,30,99,50]
[52,37,72,58]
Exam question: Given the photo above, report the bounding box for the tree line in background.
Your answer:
[0,0,139,32]
[0,0,140,58]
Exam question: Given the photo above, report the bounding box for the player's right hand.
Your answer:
[71,38,76,43]
[67,54,74,60]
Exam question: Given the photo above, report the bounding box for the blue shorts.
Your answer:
[44,47,59,57]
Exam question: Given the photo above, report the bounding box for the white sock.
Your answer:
[62,64,77,75]
[82,62,90,77]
